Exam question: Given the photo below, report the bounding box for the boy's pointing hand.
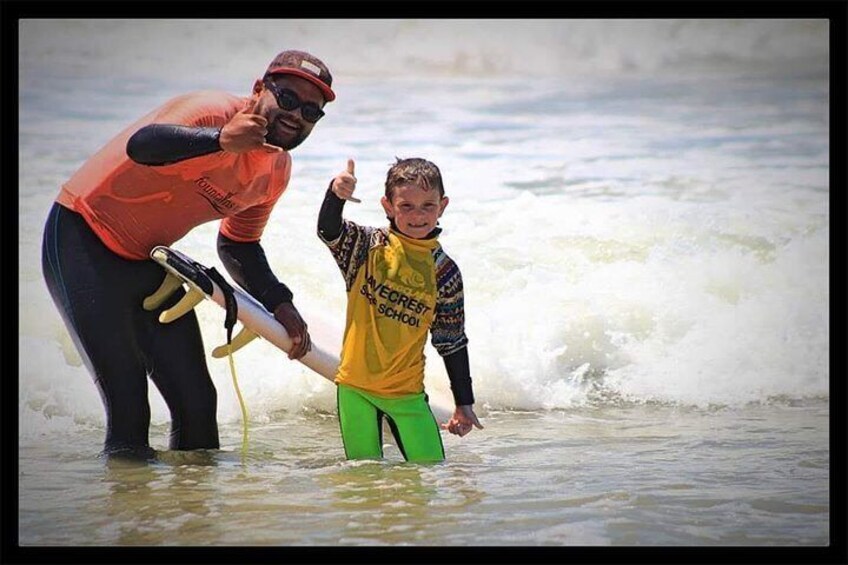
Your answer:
[331,158,361,203]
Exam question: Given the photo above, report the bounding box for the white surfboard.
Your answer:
[144,245,453,422]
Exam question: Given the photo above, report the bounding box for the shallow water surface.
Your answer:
[19,402,829,546]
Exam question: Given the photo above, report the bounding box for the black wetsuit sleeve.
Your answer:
[126,124,222,166]
[443,347,475,406]
[317,184,346,241]
[217,233,293,312]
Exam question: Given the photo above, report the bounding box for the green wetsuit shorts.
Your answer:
[337,383,445,463]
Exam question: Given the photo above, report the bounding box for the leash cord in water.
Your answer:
[206,267,249,461]
[226,343,249,459]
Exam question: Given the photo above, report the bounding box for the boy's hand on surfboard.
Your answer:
[273,302,312,360]
[330,158,361,203]
[219,96,284,154]
[441,405,484,437]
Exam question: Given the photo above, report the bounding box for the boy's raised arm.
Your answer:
[318,158,360,241]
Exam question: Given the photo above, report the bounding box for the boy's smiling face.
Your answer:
[381,183,449,240]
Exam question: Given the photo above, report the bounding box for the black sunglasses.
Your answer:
[263,78,325,123]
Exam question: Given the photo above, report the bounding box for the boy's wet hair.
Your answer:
[385,158,444,200]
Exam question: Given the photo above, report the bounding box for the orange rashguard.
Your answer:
[56,90,292,260]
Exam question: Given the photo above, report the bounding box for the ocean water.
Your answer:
[16,19,831,550]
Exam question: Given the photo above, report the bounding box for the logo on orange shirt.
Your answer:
[194,176,236,214]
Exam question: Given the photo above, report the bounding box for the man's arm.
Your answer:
[126,95,281,166]
[217,233,311,360]
[126,125,222,166]
[216,233,292,309]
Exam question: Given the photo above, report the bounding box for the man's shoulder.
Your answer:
[171,89,238,101]
[158,90,244,118]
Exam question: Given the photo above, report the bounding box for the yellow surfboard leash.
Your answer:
[225,342,250,459]
[145,271,251,462]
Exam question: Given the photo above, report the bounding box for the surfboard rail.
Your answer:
[147,246,339,379]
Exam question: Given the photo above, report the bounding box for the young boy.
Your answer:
[317,157,483,462]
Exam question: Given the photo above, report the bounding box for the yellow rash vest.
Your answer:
[319,220,468,397]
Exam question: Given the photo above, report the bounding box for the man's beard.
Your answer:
[268,130,308,151]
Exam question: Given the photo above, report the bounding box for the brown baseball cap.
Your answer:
[265,50,335,102]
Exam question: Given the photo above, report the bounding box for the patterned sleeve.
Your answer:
[430,247,469,357]
[318,219,376,292]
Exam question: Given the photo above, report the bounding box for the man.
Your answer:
[41,50,335,459]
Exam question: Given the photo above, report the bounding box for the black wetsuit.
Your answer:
[41,124,292,458]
